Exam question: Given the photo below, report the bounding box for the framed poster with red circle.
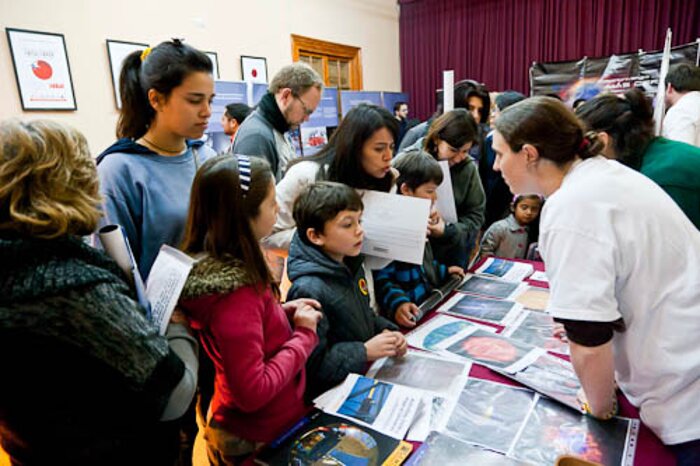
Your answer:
[6,28,77,110]
[240,55,268,83]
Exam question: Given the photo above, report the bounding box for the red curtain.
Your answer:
[399,0,700,120]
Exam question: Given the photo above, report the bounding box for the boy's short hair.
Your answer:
[224,103,252,124]
[665,63,700,93]
[393,149,444,191]
[293,181,363,246]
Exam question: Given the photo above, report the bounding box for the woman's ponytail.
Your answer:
[116,50,154,139]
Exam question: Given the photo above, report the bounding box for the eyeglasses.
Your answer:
[294,95,314,116]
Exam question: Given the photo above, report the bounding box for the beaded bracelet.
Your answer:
[580,395,618,420]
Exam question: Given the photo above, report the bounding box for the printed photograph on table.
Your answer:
[515,286,550,312]
[444,328,543,373]
[254,410,412,466]
[405,315,480,352]
[511,397,638,466]
[458,275,522,299]
[511,353,581,410]
[475,257,534,282]
[337,377,393,425]
[444,379,535,454]
[503,310,570,355]
[366,350,470,397]
[406,431,533,466]
[6,28,77,110]
[438,293,522,325]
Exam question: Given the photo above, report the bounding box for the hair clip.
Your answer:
[236,154,252,195]
[140,47,152,63]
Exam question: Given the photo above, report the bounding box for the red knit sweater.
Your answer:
[182,285,318,442]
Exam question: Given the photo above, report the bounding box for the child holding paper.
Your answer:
[479,194,543,260]
[286,182,407,400]
[398,109,486,267]
[374,150,465,328]
[179,155,322,464]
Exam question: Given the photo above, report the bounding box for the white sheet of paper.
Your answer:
[360,190,430,265]
[98,224,138,282]
[98,224,149,313]
[443,70,454,113]
[436,160,458,224]
[405,314,486,353]
[318,373,422,440]
[146,245,195,335]
[529,270,549,283]
[366,350,471,400]
[475,257,534,282]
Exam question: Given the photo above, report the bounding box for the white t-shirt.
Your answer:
[539,156,700,445]
[662,91,700,148]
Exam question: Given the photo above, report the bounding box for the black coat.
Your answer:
[286,232,397,400]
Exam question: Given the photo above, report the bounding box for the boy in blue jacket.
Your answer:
[374,149,464,328]
[286,182,407,400]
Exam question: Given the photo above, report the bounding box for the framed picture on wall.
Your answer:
[241,55,268,83]
[204,51,220,79]
[106,39,149,109]
[6,28,77,110]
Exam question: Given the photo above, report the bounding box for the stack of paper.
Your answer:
[313,374,423,440]
[366,350,471,441]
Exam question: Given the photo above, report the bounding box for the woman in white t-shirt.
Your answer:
[490,96,700,465]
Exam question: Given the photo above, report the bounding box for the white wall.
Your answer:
[0,0,400,153]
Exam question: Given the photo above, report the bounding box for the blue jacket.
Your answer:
[286,232,397,400]
[373,242,449,321]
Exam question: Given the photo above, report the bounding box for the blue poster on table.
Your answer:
[300,87,339,156]
[252,83,269,106]
[340,90,382,117]
[207,81,247,134]
[382,92,409,113]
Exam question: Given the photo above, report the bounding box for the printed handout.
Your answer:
[435,160,458,224]
[315,374,422,440]
[475,257,535,282]
[405,431,533,466]
[511,397,638,466]
[457,274,525,300]
[515,286,550,311]
[509,353,582,411]
[360,190,431,265]
[366,350,471,441]
[404,314,487,352]
[503,310,570,355]
[440,327,545,374]
[146,245,196,335]
[443,379,536,453]
[366,350,470,399]
[437,293,523,325]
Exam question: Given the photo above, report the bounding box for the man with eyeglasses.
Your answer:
[234,62,323,181]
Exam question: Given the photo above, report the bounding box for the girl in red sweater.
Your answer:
[179,154,322,465]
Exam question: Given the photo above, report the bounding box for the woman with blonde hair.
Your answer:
[0,120,198,466]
